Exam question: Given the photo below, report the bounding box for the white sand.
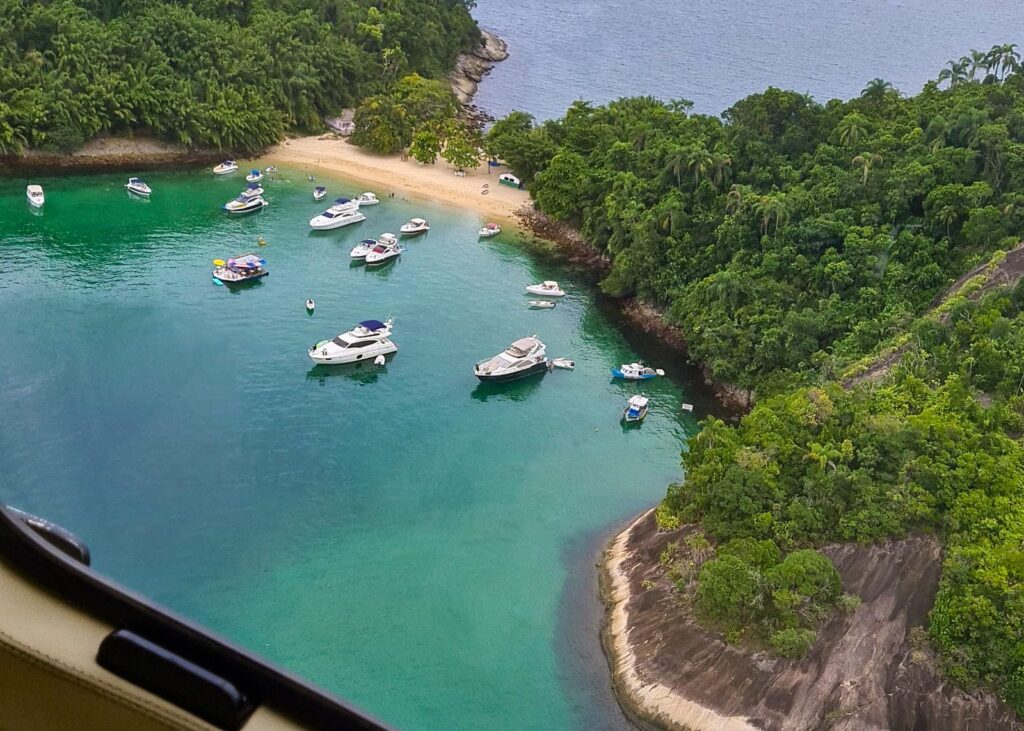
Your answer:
[264,136,530,224]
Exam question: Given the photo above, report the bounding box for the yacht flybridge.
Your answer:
[474,336,549,383]
[308,318,397,364]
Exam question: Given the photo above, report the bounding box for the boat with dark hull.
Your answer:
[474,336,548,383]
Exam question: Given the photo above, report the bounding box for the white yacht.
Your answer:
[246,169,264,183]
[474,336,549,383]
[399,218,430,236]
[309,198,364,230]
[26,185,44,208]
[365,237,401,266]
[223,194,268,214]
[124,177,151,197]
[213,160,238,175]
[478,222,501,238]
[351,233,397,260]
[308,318,397,365]
[525,281,566,297]
[355,192,380,206]
[241,182,264,198]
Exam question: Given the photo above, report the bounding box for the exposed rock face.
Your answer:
[602,511,1024,730]
[449,29,509,106]
[0,135,220,172]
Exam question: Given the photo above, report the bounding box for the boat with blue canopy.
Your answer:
[246,169,264,183]
[621,395,649,423]
[611,362,665,380]
[212,253,269,285]
[241,182,264,198]
[308,318,397,365]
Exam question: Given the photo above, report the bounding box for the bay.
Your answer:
[0,168,702,729]
[473,0,1024,121]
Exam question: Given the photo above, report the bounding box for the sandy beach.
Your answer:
[264,135,530,223]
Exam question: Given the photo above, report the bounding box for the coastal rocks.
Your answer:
[601,511,1023,730]
[449,29,509,107]
[0,135,220,172]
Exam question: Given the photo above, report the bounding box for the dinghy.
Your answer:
[528,300,556,309]
[306,299,315,313]
[551,358,575,370]
[478,222,501,238]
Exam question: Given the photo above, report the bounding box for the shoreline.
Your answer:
[263,135,530,224]
[599,510,757,731]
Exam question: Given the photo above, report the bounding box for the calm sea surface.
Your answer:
[473,0,1024,121]
[0,167,706,729]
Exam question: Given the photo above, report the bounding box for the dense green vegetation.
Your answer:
[488,48,1024,711]
[0,0,479,153]
[487,44,1024,394]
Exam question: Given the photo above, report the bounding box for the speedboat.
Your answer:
[212,253,268,284]
[313,186,327,201]
[26,184,44,208]
[478,223,501,238]
[308,318,397,365]
[622,395,650,423]
[355,192,380,206]
[351,233,397,260]
[246,169,264,183]
[474,336,549,383]
[306,299,315,312]
[223,194,268,214]
[213,160,238,175]
[309,207,366,230]
[611,362,665,380]
[365,237,401,266]
[399,218,430,236]
[525,281,566,297]
[551,358,575,370]
[265,165,278,173]
[124,177,151,197]
[528,300,556,310]
[241,182,264,198]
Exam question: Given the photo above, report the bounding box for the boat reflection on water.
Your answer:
[306,359,391,386]
[470,374,544,402]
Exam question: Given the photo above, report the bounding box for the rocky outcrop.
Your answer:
[602,511,1023,730]
[449,29,508,106]
[0,135,221,173]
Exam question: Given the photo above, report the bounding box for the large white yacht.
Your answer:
[309,198,365,230]
[474,336,549,383]
[308,319,397,365]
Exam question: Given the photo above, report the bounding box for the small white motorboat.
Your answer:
[246,169,264,183]
[306,300,315,314]
[528,300,556,310]
[240,182,264,199]
[309,319,397,365]
[365,237,401,266]
[212,253,268,284]
[213,160,238,175]
[551,358,575,370]
[355,192,380,206]
[478,222,501,238]
[223,194,268,214]
[351,233,397,260]
[124,177,152,197]
[26,184,44,208]
[313,186,327,201]
[374,354,386,366]
[525,281,566,297]
[265,165,278,173]
[622,395,649,423]
[611,362,665,380]
[474,336,549,383]
[399,218,430,236]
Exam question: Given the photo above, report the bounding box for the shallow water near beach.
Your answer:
[474,0,1023,121]
[0,167,702,729]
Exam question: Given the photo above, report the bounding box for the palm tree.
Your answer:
[861,78,894,102]
[663,147,686,188]
[852,152,882,184]
[686,146,714,187]
[755,194,789,238]
[938,58,969,88]
[709,152,732,188]
[724,184,746,215]
[967,49,990,81]
[837,113,868,148]
[936,205,960,239]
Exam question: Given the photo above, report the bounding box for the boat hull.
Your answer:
[309,214,365,230]
[125,186,151,197]
[212,271,269,285]
[611,369,656,380]
[225,204,266,215]
[308,341,397,365]
[474,359,549,383]
[26,196,44,208]
[399,227,428,236]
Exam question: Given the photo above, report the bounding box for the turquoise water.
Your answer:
[0,167,702,729]
[473,0,1023,121]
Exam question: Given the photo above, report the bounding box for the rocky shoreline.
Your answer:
[600,510,1024,731]
[0,135,221,174]
[450,29,509,126]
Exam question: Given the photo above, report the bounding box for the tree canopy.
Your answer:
[0,0,479,153]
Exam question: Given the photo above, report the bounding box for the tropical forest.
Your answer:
[486,45,1024,713]
[0,0,478,153]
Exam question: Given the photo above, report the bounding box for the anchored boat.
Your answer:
[611,362,665,380]
[212,254,268,285]
[399,218,430,236]
[223,194,268,214]
[474,336,549,383]
[25,184,44,208]
[622,395,649,423]
[308,319,397,365]
[213,160,238,175]
[124,177,151,197]
[525,281,566,297]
